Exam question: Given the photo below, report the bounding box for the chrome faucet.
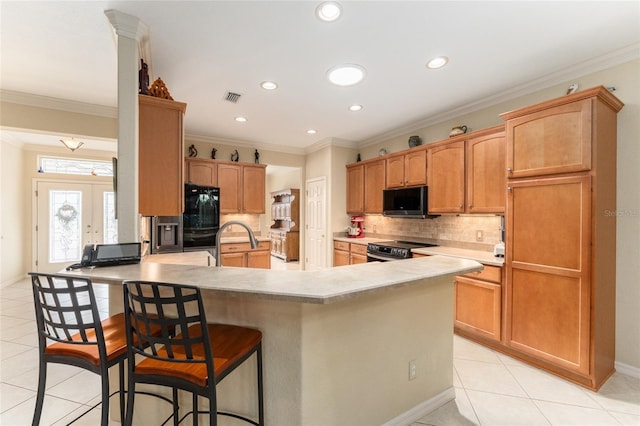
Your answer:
[214,221,259,267]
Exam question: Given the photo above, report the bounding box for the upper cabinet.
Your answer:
[202,160,266,215]
[385,148,427,188]
[346,163,364,215]
[364,159,385,214]
[466,127,506,213]
[139,95,187,216]
[503,97,596,179]
[427,140,465,214]
[185,158,217,187]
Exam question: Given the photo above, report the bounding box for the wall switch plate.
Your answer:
[409,360,417,380]
[476,230,484,241]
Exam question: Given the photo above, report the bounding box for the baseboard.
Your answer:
[382,386,455,426]
[615,361,640,379]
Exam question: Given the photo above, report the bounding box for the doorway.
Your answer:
[34,180,116,272]
[305,176,327,271]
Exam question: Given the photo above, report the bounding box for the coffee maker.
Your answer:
[347,216,365,238]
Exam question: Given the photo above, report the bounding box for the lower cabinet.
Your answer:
[220,241,271,269]
[454,265,502,341]
[333,240,367,266]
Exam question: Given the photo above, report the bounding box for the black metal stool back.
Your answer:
[30,272,125,426]
[123,281,263,426]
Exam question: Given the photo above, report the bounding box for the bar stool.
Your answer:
[123,280,264,426]
[29,273,128,426]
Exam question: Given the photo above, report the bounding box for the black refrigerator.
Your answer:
[183,184,220,252]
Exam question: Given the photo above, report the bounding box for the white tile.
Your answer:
[0,340,32,360]
[453,335,502,364]
[534,399,620,426]
[46,369,102,404]
[0,382,34,412]
[53,403,122,426]
[1,319,36,342]
[0,394,83,426]
[508,364,601,408]
[466,389,550,425]
[585,373,640,416]
[5,362,83,391]
[609,410,640,426]
[0,347,39,382]
[455,358,527,397]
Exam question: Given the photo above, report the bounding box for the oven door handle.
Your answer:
[366,252,396,262]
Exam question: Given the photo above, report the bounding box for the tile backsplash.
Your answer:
[362,214,503,251]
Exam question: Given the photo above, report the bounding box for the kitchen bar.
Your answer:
[64,255,482,425]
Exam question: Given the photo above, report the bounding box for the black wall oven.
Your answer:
[183,184,220,251]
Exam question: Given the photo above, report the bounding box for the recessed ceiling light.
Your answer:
[327,64,366,86]
[316,1,342,22]
[426,56,449,69]
[260,81,278,90]
[348,104,363,112]
[307,129,317,135]
[234,116,248,123]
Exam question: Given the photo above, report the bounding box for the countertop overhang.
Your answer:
[62,255,482,304]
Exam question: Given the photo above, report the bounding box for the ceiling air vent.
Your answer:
[224,91,241,103]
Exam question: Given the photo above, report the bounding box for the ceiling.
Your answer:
[1,1,639,153]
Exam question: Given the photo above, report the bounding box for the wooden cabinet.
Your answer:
[499,86,623,390]
[466,128,506,213]
[385,148,427,188]
[364,159,385,214]
[216,161,266,214]
[505,98,592,179]
[346,163,364,214]
[455,265,502,342]
[220,240,271,269]
[427,140,465,213]
[185,158,216,186]
[333,240,367,266]
[138,95,187,216]
[270,188,299,262]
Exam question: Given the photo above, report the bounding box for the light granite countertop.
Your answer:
[63,255,481,304]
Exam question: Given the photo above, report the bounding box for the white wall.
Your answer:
[0,140,26,284]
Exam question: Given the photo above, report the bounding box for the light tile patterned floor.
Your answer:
[2,274,639,425]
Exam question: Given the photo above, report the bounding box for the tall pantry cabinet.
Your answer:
[501,86,623,390]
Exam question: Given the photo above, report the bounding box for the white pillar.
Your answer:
[105,10,149,243]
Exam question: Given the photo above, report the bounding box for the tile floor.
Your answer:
[2,274,639,426]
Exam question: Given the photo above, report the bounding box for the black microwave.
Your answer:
[383,185,433,218]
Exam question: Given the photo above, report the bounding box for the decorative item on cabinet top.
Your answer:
[408,135,421,148]
[148,77,174,100]
[449,125,468,137]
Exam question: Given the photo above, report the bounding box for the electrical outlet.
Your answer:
[409,360,417,380]
[476,230,484,241]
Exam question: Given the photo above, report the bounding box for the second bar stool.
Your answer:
[123,280,264,426]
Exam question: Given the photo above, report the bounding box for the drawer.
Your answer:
[334,240,350,251]
[220,241,270,253]
[350,243,367,256]
[462,264,502,283]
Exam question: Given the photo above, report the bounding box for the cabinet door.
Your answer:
[243,165,266,214]
[139,95,186,216]
[385,154,405,188]
[333,249,350,267]
[428,141,465,213]
[221,252,246,267]
[186,159,217,186]
[218,163,242,214]
[506,175,591,375]
[346,164,364,214]
[467,131,506,213]
[506,99,591,178]
[404,149,427,187]
[364,160,385,214]
[455,276,501,341]
[248,250,271,269]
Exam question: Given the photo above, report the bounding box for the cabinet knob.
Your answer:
[459,204,463,210]
[507,168,513,173]
[507,187,512,192]
[469,204,473,209]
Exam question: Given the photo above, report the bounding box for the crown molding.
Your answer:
[104,9,148,41]
[358,43,640,148]
[0,90,118,118]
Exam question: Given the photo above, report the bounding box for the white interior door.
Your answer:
[35,181,115,273]
[305,177,327,271]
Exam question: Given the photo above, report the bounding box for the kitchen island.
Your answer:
[65,255,482,425]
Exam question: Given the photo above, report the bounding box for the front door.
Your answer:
[305,177,327,271]
[35,181,116,273]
